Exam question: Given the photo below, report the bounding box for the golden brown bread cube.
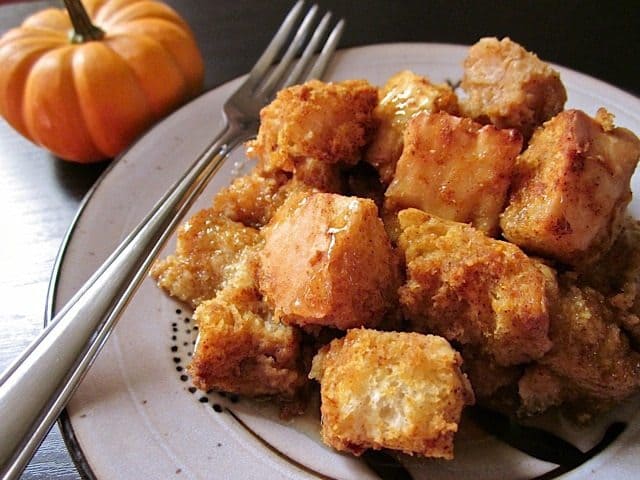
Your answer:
[211,160,344,230]
[364,70,459,184]
[292,156,346,193]
[188,247,306,398]
[309,329,474,459]
[398,208,553,365]
[501,109,640,267]
[459,346,522,400]
[517,365,565,415]
[259,192,400,330]
[150,210,261,308]
[576,217,640,344]
[189,299,305,397]
[246,79,378,173]
[384,111,522,236]
[518,279,640,417]
[211,169,291,228]
[461,37,567,139]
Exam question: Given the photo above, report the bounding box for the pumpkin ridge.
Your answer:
[0,39,60,138]
[103,32,188,118]
[97,1,187,31]
[21,8,72,31]
[70,41,153,158]
[82,0,109,19]
[24,46,102,160]
[107,26,190,87]
[91,0,150,26]
[0,27,67,45]
[112,18,203,97]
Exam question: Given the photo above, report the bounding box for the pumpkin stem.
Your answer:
[63,0,105,43]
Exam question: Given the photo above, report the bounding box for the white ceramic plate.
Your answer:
[48,43,640,480]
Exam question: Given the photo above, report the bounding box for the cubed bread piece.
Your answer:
[518,280,640,417]
[518,365,565,415]
[211,160,344,229]
[150,210,260,307]
[461,37,567,139]
[211,169,291,228]
[398,208,553,365]
[189,298,305,397]
[188,246,306,397]
[459,346,522,400]
[213,242,265,311]
[246,79,378,172]
[291,157,346,193]
[576,216,640,302]
[384,111,522,236]
[259,192,400,330]
[576,217,640,344]
[309,329,474,459]
[501,109,640,267]
[365,70,459,184]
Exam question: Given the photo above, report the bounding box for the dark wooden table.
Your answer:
[0,1,637,478]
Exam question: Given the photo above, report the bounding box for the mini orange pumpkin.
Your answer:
[0,0,204,162]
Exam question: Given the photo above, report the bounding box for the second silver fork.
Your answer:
[0,2,344,478]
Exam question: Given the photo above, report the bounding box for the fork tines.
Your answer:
[248,1,345,99]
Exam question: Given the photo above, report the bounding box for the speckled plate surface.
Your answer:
[47,43,640,479]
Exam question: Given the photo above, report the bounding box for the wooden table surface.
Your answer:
[0,1,637,478]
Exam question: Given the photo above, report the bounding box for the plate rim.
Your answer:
[43,41,640,480]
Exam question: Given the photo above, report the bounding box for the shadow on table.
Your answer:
[52,157,110,203]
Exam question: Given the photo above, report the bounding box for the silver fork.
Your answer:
[0,3,344,478]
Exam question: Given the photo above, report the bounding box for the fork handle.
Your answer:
[0,121,250,480]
